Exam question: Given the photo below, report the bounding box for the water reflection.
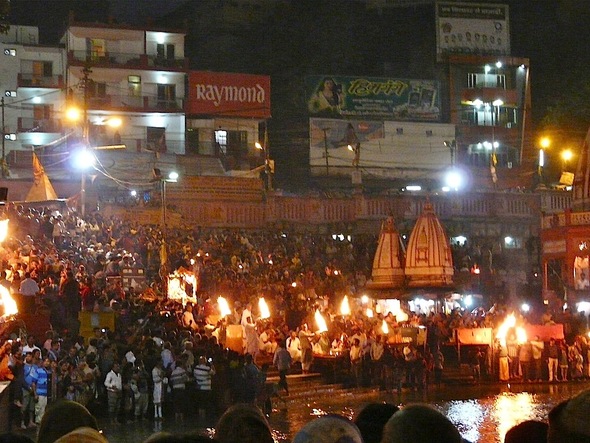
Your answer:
[92,382,590,443]
[446,400,485,443]
[493,392,543,442]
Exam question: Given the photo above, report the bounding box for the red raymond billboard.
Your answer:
[187,71,271,118]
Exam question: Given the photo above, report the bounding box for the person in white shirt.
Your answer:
[287,331,301,363]
[22,335,41,355]
[181,303,198,331]
[104,362,122,424]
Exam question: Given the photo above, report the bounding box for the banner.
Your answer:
[436,2,510,59]
[456,328,493,345]
[187,71,271,118]
[306,76,440,121]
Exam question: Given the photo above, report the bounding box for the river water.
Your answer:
[69,381,588,443]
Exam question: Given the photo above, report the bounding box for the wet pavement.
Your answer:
[19,380,590,443]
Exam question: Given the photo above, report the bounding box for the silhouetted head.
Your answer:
[381,404,462,443]
[37,400,99,443]
[354,403,399,443]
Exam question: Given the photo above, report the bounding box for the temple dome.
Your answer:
[405,202,454,288]
[366,217,405,290]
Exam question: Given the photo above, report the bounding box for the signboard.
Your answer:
[456,327,493,345]
[306,76,441,121]
[187,71,271,118]
[436,2,510,60]
[310,118,384,151]
[121,268,147,291]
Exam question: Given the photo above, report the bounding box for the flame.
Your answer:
[217,297,231,317]
[0,219,8,243]
[315,310,328,333]
[258,297,270,319]
[340,295,351,316]
[496,313,524,346]
[0,285,17,317]
[516,326,527,344]
[396,311,408,322]
[366,308,373,318]
[382,319,389,334]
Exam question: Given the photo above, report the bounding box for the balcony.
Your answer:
[18,73,64,89]
[68,50,188,70]
[80,94,183,112]
[18,117,63,133]
[461,88,518,106]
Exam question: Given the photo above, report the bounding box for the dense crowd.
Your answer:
[0,204,590,442]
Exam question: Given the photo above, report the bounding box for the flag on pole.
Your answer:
[32,152,45,185]
[490,152,498,184]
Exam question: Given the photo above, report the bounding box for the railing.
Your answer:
[18,117,63,133]
[80,94,183,112]
[17,73,63,88]
[69,50,187,70]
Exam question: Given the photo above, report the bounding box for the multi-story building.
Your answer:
[62,19,188,155]
[0,25,66,169]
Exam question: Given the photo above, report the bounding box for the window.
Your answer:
[156,43,175,60]
[425,130,433,137]
[396,128,403,135]
[215,130,227,155]
[33,105,51,120]
[89,82,107,97]
[467,73,506,89]
[128,75,141,96]
[157,84,176,108]
[147,127,166,152]
[186,128,200,154]
[32,61,52,77]
[86,38,106,61]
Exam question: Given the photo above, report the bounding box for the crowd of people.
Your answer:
[0,203,589,442]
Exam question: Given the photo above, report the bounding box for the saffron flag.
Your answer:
[32,153,45,185]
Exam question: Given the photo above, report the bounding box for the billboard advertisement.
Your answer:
[306,76,440,122]
[187,71,271,118]
[436,2,510,59]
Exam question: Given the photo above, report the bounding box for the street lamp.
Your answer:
[153,168,178,295]
[538,137,550,185]
[255,141,273,190]
[561,149,573,171]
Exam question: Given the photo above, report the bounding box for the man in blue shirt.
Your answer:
[33,356,51,425]
[21,352,37,429]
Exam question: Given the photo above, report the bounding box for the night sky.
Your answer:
[6,0,590,184]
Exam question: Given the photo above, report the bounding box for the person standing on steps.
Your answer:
[273,340,292,396]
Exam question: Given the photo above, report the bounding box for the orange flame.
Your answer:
[340,295,351,316]
[217,296,231,317]
[315,310,328,333]
[258,297,270,319]
[0,286,17,317]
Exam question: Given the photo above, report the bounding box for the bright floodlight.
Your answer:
[73,149,96,170]
[464,295,473,307]
[406,185,421,191]
[66,107,81,121]
[168,171,179,182]
[107,117,122,128]
[130,190,137,197]
[521,303,530,313]
[255,142,263,150]
[445,170,463,191]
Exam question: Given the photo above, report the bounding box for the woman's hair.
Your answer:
[215,404,273,443]
[37,400,99,443]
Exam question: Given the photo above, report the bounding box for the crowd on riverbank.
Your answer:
[1,203,590,436]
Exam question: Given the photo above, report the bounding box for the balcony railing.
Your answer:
[18,117,63,133]
[68,50,188,70]
[18,73,64,88]
[78,94,183,112]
